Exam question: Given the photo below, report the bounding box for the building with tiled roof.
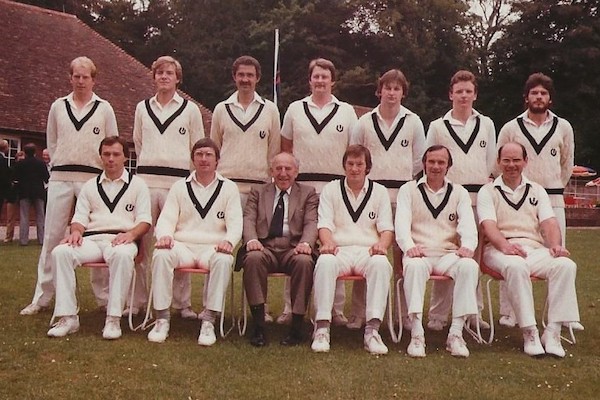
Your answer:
[0,0,212,165]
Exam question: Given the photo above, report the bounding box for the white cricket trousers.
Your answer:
[52,239,137,317]
[31,180,108,307]
[483,244,580,328]
[151,242,233,313]
[313,246,392,323]
[403,253,479,318]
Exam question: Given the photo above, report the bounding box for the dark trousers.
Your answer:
[243,237,314,315]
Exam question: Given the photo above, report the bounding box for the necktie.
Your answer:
[269,191,285,238]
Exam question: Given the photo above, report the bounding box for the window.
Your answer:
[126,149,137,174]
[1,136,20,166]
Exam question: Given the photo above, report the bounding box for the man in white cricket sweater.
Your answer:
[396,145,479,358]
[479,142,580,357]
[132,56,205,319]
[211,55,281,205]
[424,70,495,332]
[280,58,357,326]
[210,56,281,324]
[311,145,393,355]
[497,72,577,329]
[349,68,425,330]
[147,138,242,346]
[47,136,151,339]
[21,57,117,316]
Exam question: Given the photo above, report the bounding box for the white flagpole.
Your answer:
[273,28,280,107]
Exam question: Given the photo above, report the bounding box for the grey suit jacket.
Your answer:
[235,182,318,271]
[243,182,319,248]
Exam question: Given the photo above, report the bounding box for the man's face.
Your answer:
[70,64,95,97]
[234,64,259,95]
[192,147,218,175]
[154,63,179,93]
[270,153,298,191]
[424,148,450,179]
[498,143,527,180]
[526,84,551,114]
[449,81,477,110]
[309,66,333,96]
[42,149,50,164]
[344,154,367,187]
[380,82,403,107]
[100,143,126,176]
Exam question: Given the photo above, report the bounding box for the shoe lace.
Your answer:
[201,322,213,336]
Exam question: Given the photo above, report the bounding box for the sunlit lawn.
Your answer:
[0,229,598,399]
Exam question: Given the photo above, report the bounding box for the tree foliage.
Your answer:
[16,0,600,169]
[488,0,600,169]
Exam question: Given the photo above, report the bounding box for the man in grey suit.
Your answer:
[241,152,318,347]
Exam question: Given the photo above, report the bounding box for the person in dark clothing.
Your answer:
[0,140,11,225]
[13,143,49,245]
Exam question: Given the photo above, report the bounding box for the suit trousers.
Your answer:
[243,237,314,315]
[403,253,479,319]
[52,239,138,317]
[19,197,45,245]
[314,246,392,323]
[483,244,580,328]
[31,181,108,308]
[152,242,233,313]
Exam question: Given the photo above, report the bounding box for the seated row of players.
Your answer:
[46,134,580,359]
[23,54,580,357]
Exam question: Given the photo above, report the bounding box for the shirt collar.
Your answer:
[442,109,481,124]
[343,177,369,194]
[305,94,341,108]
[275,185,291,198]
[493,174,533,192]
[224,91,265,106]
[519,109,557,125]
[374,104,412,120]
[66,92,101,108]
[417,175,451,194]
[150,92,183,107]
[99,169,129,184]
[187,171,223,188]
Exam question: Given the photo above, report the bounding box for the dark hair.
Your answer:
[422,145,453,168]
[498,142,528,160]
[343,144,372,174]
[523,72,554,100]
[232,55,262,79]
[376,69,409,97]
[99,136,128,155]
[191,138,220,161]
[23,143,37,157]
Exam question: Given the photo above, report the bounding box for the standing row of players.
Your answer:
[19,54,581,357]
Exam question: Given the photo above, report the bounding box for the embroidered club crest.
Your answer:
[125,204,134,212]
[93,127,100,135]
[217,211,225,219]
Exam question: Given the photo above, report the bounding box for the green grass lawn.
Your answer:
[1,229,599,399]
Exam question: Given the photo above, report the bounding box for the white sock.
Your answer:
[410,313,424,337]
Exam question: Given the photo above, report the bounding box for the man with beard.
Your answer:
[497,73,581,331]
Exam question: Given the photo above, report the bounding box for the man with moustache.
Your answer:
[497,73,579,330]
[280,58,357,325]
[211,55,281,206]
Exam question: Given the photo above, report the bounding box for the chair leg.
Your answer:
[127,268,136,331]
[386,279,397,343]
[484,278,495,345]
[391,278,403,344]
[238,286,248,336]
